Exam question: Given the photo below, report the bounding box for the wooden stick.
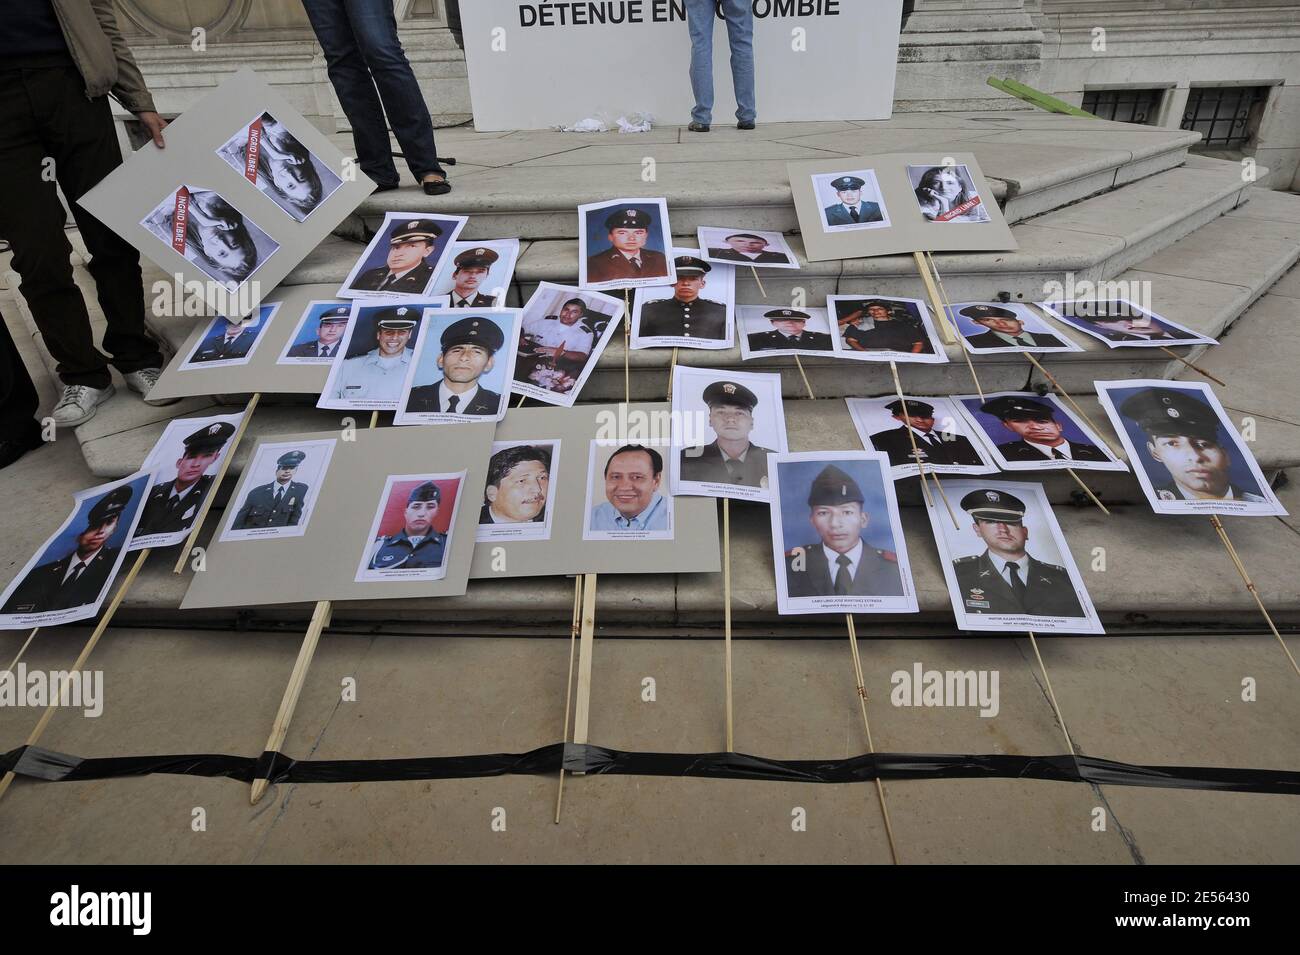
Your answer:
[1158,346,1227,386]
[1209,515,1300,680]
[1065,468,1111,515]
[516,393,526,408]
[1022,353,1118,456]
[845,614,900,864]
[750,265,767,299]
[172,392,261,574]
[571,573,598,760]
[555,576,583,823]
[624,291,631,403]
[914,252,955,345]
[723,498,734,752]
[369,410,379,429]
[793,354,815,401]
[5,628,40,673]
[249,600,331,805]
[1026,631,1076,756]
[0,549,150,802]
[886,361,938,515]
[666,347,678,400]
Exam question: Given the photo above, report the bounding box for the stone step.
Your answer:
[333,115,1200,240]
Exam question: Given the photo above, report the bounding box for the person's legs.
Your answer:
[0,67,114,388]
[721,0,756,124]
[36,66,162,376]
[301,0,402,187]
[685,0,716,126]
[0,304,41,438]
[342,0,444,181]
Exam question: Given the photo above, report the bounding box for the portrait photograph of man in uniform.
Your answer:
[132,416,240,546]
[1097,381,1284,516]
[584,442,674,540]
[399,311,519,423]
[578,199,674,290]
[848,396,992,476]
[928,480,1101,633]
[632,252,734,349]
[740,306,835,357]
[339,213,466,299]
[673,369,788,503]
[1037,299,1211,348]
[429,241,519,309]
[950,303,1078,354]
[698,227,797,269]
[770,454,915,616]
[180,304,279,369]
[812,170,891,233]
[280,302,352,364]
[319,304,428,410]
[357,475,462,581]
[477,442,557,542]
[220,438,336,542]
[958,393,1125,472]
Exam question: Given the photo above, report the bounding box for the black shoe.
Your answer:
[687,121,711,132]
[737,120,756,130]
[422,174,452,196]
[372,182,400,193]
[0,421,44,470]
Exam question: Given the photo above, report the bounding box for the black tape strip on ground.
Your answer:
[4,743,1297,794]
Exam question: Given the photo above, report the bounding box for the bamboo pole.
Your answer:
[554,576,583,823]
[1209,515,1300,680]
[844,614,899,864]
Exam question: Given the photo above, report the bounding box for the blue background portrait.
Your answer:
[357,214,460,276]
[959,396,1099,451]
[289,301,350,349]
[947,304,1052,340]
[777,459,897,555]
[34,474,152,569]
[198,303,276,350]
[411,310,517,394]
[1105,384,1262,494]
[584,201,669,257]
[343,302,435,360]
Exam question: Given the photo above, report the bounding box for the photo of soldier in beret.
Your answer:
[356,474,463,582]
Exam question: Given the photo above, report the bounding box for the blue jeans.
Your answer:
[686,0,756,125]
[301,0,443,185]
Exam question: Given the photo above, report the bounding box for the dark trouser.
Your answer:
[301,0,443,187]
[0,307,40,441]
[0,61,161,389]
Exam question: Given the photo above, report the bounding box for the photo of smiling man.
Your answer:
[397,310,521,425]
[584,442,674,540]
[477,441,559,542]
[318,304,426,411]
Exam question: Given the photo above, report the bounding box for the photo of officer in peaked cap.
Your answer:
[822,175,883,227]
[638,256,727,340]
[960,304,1067,350]
[135,421,235,536]
[952,489,1084,617]
[232,450,309,529]
[368,481,447,571]
[350,219,444,294]
[707,233,791,265]
[784,464,902,598]
[330,307,419,403]
[680,380,775,488]
[1119,387,1265,503]
[585,207,669,284]
[837,299,933,355]
[1058,301,1199,343]
[871,399,984,467]
[747,308,833,353]
[191,316,262,363]
[446,247,500,308]
[286,305,350,359]
[2,485,135,614]
[979,395,1110,463]
[406,316,505,415]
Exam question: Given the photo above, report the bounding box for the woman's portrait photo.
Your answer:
[141,185,279,291]
[908,164,992,223]
[217,111,345,222]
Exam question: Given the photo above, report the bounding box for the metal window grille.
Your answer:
[1181,86,1270,148]
[1081,88,1164,125]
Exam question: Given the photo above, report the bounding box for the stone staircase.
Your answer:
[5,114,1299,634]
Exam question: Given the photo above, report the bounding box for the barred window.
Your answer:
[1181,86,1270,148]
[1081,88,1164,125]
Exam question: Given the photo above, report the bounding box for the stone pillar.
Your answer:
[896,0,1044,112]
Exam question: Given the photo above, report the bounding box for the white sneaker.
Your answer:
[123,367,179,406]
[51,383,116,428]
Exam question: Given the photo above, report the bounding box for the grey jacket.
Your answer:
[50,0,156,113]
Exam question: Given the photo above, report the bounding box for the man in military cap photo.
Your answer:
[822,175,883,226]
[406,316,505,415]
[480,445,551,525]
[585,207,669,284]
[871,399,984,467]
[349,219,443,294]
[232,450,309,529]
[446,247,500,308]
[589,444,670,532]
[286,305,349,359]
[680,380,774,488]
[952,489,1084,617]
[135,421,235,536]
[2,485,134,614]
[368,481,447,571]
[519,297,596,387]
[330,308,419,403]
[784,464,902,598]
[1118,387,1265,503]
[638,256,727,341]
[838,299,932,354]
[1061,301,1198,343]
[979,395,1110,463]
[191,317,261,363]
[707,233,790,265]
[960,305,1067,350]
[747,309,833,352]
